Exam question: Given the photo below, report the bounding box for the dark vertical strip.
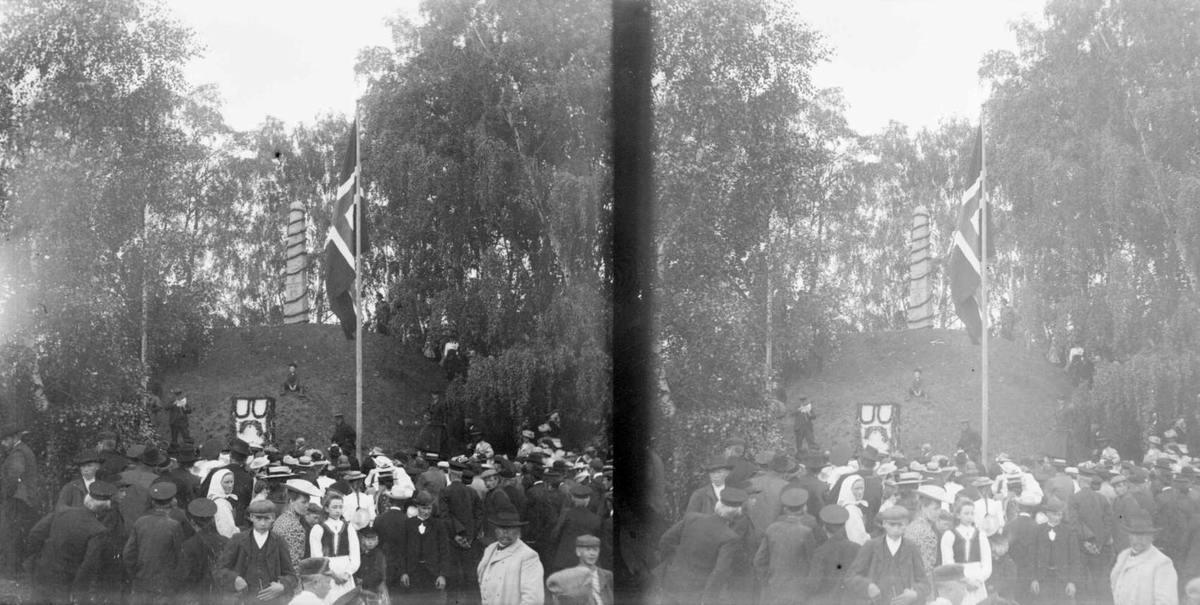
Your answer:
[611,0,654,601]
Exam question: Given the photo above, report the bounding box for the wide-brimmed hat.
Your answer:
[140,447,166,467]
[262,465,295,480]
[889,471,925,487]
[770,455,798,474]
[491,511,528,527]
[387,484,414,500]
[343,470,366,481]
[284,478,322,499]
[229,439,251,457]
[1122,510,1161,534]
[916,485,953,504]
[74,450,104,465]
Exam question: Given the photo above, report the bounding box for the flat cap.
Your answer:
[781,487,809,508]
[877,505,910,523]
[575,534,601,548]
[296,557,332,576]
[719,488,748,507]
[187,498,218,518]
[149,482,177,501]
[88,481,117,499]
[819,504,849,525]
[570,484,593,498]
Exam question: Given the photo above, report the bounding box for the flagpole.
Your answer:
[354,107,364,465]
[980,111,989,465]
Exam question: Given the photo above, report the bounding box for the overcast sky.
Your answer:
[174,1,1047,135]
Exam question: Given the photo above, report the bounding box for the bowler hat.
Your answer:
[1121,510,1161,534]
[229,439,251,457]
[491,511,528,527]
[412,490,434,506]
[140,448,166,467]
[1042,497,1067,513]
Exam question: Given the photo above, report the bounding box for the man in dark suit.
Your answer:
[845,505,929,605]
[178,498,228,605]
[523,466,556,562]
[0,423,39,578]
[754,487,816,605]
[685,456,734,515]
[26,481,116,605]
[439,464,483,601]
[1155,465,1199,568]
[123,482,185,604]
[549,483,603,572]
[401,491,451,602]
[1032,497,1083,604]
[213,499,298,605]
[724,438,756,486]
[375,484,410,593]
[803,504,862,605]
[1068,469,1113,603]
[658,488,749,605]
[1005,491,1041,605]
[480,469,513,546]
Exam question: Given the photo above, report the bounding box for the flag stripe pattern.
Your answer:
[950,126,985,345]
[324,120,366,339]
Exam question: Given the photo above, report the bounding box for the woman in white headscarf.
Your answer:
[837,475,870,545]
[206,468,239,538]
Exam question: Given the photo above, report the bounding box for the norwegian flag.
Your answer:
[324,120,369,339]
[949,126,992,345]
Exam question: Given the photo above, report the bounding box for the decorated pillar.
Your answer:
[284,201,309,323]
[907,205,933,330]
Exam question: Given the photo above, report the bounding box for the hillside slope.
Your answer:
[160,324,447,454]
[792,329,1074,458]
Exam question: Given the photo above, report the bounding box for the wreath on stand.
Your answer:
[853,403,901,453]
[228,397,276,445]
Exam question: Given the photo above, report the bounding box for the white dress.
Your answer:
[309,518,360,605]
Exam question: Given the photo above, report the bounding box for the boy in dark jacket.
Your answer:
[986,530,1017,601]
[354,526,387,597]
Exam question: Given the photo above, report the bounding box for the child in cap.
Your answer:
[986,530,1017,602]
[354,526,387,599]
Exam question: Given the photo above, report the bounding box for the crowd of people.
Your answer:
[655,417,1200,605]
[0,410,613,605]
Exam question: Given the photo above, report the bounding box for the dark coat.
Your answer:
[374,505,408,586]
[1111,491,1142,554]
[55,477,89,512]
[523,481,557,547]
[802,531,861,604]
[502,482,527,514]
[403,515,451,579]
[1005,513,1039,595]
[1067,484,1112,545]
[1,441,39,505]
[438,480,483,538]
[1155,487,1199,556]
[199,463,253,524]
[658,512,741,602]
[685,484,719,515]
[213,529,298,605]
[754,515,815,605]
[179,527,228,601]
[26,507,110,595]
[845,535,930,604]
[122,508,184,593]
[1033,523,1082,586]
[550,506,602,571]
[355,546,387,593]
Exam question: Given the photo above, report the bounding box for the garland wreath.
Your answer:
[228,397,276,445]
[854,403,901,453]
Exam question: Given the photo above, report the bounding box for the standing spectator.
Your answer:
[803,504,862,605]
[1071,469,1114,603]
[1032,498,1082,604]
[754,487,816,605]
[836,475,870,545]
[123,482,185,605]
[214,499,298,605]
[374,484,410,595]
[25,481,116,604]
[685,456,734,515]
[790,396,817,453]
[1110,510,1177,605]
[276,479,321,569]
[723,438,756,486]
[307,492,360,603]
[657,488,748,604]
[401,491,450,600]
[480,469,513,545]
[207,469,241,539]
[547,534,611,605]
[0,423,39,578]
[549,483,603,572]
[198,438,255,527]
[957,420,982,463]
[56,449,104,511]
[168,389,192,446]
[178,498,229,605]
[909,485,954,579]
[845,505,930,605]
[354,526,387,599]
[440,463,484,599]
[1006,491,1042,604]
[939,500,991,605]
[477,511,544,605]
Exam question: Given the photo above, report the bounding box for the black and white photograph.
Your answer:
[0,0,1197,604]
